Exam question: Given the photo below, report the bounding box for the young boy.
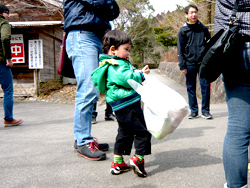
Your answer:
[91,30,152,177]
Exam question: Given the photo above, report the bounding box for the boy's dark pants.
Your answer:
[114,101,151,156]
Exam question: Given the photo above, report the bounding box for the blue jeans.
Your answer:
[186,65,210,114]
[223,42,250,188]
[0,64,14,121]
[66,30,102,146]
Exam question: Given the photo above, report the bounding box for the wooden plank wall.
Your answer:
[39,26,63,81]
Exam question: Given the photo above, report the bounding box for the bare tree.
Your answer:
[3,0,63,21]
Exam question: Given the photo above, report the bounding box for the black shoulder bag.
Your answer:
[199,0,240,83]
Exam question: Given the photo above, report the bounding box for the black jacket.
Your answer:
[63,0,120,39]
[177,20,210,70]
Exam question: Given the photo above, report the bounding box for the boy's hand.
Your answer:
[142,65,150,74]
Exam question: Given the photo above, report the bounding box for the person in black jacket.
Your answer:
[63,0,119,161]
[177,4,212,120]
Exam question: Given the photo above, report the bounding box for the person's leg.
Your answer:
[114,106,134,156]
[199,77,210,114]
[199,75,212,119]
[132,102,151,156]
[223,83,250,188]
[67,30,101,145]
[186,66,198,114]
[105,102,116,121]
[92,102,98,117]
[105,102,112,116]
[0,64,14,121]
[92,102,98,124]
[110,106,134,175]
[66,30,106,160]
[127,101,151,177]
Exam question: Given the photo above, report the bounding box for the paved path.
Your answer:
[0,69,231,188]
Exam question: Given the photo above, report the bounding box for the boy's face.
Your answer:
[114,43,131,60]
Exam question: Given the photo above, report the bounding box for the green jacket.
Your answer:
[0,15,12,64]
[91,54,145,111]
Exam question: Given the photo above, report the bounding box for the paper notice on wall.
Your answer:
[28,39,43,69]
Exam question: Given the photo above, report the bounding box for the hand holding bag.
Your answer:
[199,0,240,83]
[57,32,75,78]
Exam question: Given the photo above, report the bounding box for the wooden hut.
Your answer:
[1,0,64,97]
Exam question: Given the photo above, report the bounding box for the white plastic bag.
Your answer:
[128,75,189,140]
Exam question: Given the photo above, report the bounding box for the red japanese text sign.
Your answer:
[11,34,25,63]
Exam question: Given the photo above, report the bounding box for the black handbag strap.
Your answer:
[229,0,240,24]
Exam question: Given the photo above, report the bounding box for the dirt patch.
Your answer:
[0,80,105,104]
[37,84,77,104]
[34,80,105,104]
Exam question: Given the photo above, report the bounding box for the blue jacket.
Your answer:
[63,0,120,38]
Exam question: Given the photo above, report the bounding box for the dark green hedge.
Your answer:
[133,63,159,69]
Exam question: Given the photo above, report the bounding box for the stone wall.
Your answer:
[0,82,35,98]
[158,61,226,104]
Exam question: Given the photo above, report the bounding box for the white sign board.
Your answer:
[11,34,25,63]
[28,39,43,69]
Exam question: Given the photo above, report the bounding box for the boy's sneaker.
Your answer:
[110,161,130,175]
[201,112,213,119]
[74,139,109,151]
[105,114,116,121]
[129,155,147,177]
[188,112,199,119]
[77,141,106,161]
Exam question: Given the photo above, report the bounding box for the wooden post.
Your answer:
[33,69,39,97]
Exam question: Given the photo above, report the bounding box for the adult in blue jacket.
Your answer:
[177,4,212,120]
[63,0,119,160]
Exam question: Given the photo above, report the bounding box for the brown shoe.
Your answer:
[4,119,23,127]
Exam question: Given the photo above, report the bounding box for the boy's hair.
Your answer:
[0,4,9,14]
[184,4,198,14]
[102,30,132,54]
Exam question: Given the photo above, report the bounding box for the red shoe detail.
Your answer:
[129,156,147,177]
[110,161,130,175]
